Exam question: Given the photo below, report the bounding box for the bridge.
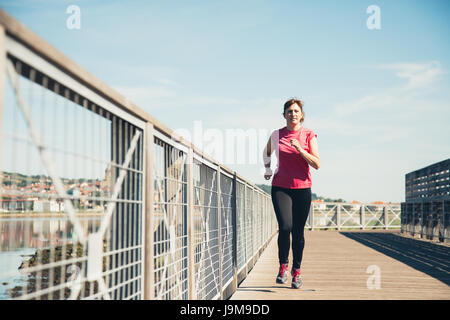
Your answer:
[0,10,448,300]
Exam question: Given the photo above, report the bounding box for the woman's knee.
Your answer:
[278,222,292,233]
[292,227,305,240]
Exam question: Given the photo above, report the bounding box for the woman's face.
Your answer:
[283,103,303,125]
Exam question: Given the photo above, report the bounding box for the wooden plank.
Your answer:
[230,230,450,300]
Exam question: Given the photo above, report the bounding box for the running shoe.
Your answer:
[276,263,289,284]
[291,268,303,289]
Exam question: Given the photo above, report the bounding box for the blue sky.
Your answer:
[1,0,449,202]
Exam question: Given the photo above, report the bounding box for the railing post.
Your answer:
[409,202,414,235]
[231,173,238,295]
[310,203,314,231]
[443,200,448,243]
[243,184,247,274]
[336,204,341,231]
[383,205,388,230]
[251,188,255,261]
[187,146,196,299]
[217,166,223,299]
[403,203,407,234]
[431,201,436,241]
[420,201,424,239]
[437,201,441,241]
[412,202,417,237]
[361,205,365,230]
[144,123,155,300]
[435,201,439,242]
[407,202,415,235]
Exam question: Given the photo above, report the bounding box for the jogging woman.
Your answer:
[263,98,320,289]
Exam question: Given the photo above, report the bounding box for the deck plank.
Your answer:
[230,230,450,300]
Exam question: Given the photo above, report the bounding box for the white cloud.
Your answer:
[333,90,401,116]
[333,61,446,116]
[379,61,445,89]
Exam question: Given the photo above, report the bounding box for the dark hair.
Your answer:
[283,98,304,123]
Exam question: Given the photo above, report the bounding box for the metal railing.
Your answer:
[401,199,449,243]
[0,10,277,300]
[307,202,401,231]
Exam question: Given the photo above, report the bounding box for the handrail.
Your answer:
[309,202,401,231]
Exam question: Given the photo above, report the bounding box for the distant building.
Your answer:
[1,195,33,211]
[350,200,361,210]
[405,158,450,201]
[33,200,63,212]
[401,158,449,243]
[312,199,326,210]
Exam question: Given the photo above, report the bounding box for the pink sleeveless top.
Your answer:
[271,126,317,189]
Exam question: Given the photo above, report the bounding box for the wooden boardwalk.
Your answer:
[230,230,450,300]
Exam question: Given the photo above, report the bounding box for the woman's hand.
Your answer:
[290,139,304,153]
[291,137,320,170]
[264,167,273,180]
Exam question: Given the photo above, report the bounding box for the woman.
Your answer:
[263,98,320,289]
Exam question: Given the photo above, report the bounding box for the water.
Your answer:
[0,215,102,299]
[0,248,36,299]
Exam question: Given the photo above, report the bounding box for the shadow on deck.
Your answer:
[340,231,450,286]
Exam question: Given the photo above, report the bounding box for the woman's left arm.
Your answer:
[291,136,320,170]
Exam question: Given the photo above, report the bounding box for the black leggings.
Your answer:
[271,186,311,269]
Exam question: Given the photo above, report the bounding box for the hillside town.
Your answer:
[0,170,113,213]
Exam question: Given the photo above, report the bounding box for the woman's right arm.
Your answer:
[263,136,273,180]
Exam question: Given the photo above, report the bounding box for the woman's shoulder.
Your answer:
[301,126,317,140]
[303,127,317,135]
[301,126,315,133]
